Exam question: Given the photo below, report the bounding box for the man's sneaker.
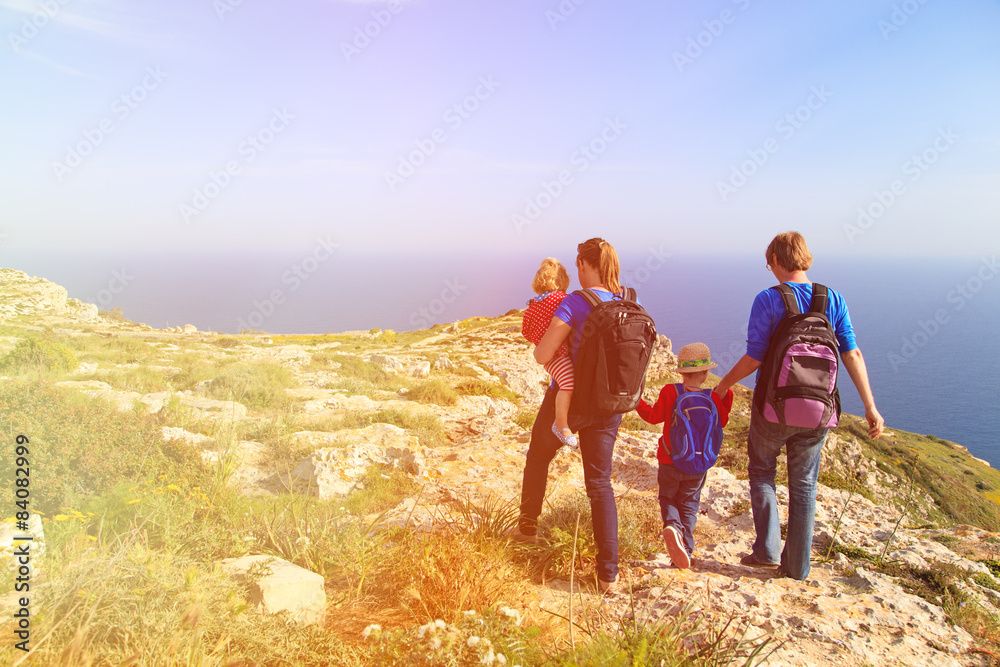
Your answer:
[740,553,780,568]
[508,526,542,545]
[551,423,579,449]
[662,526,691,569]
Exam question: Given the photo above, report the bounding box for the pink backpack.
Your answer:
[754,284,841,429]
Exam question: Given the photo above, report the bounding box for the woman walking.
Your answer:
[513,237,637,594]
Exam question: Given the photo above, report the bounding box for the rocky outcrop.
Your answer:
[0,269,99,322]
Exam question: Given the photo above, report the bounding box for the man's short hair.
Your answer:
[767,231,813,272]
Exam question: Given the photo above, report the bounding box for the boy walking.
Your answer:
[637,343,733,569]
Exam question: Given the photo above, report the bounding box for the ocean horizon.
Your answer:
[5,250,998,468]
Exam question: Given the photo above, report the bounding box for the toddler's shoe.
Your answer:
[662,526,691,569]
[551,423,579,449]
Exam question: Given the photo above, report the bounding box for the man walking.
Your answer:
[714,232,884,580]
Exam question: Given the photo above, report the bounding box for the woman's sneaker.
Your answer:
[508,526,543,545]
[662,526,691,569]
[739,553,780,568]
[551,423,579,449]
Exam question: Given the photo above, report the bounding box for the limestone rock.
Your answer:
[370,354,403,372]
[218,555,325,625]
[290,424,421,498]
[408,361,431,378]
[433,355,455,371]
[178,394,249,420]
[161,427,214,448]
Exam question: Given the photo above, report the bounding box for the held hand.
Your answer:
[865,407,885,440]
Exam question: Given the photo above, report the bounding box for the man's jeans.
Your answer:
[657,461,706,556]
[747,411,828,580]
[519,386,623,583]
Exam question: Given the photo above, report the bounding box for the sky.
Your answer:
[1,0,998,261]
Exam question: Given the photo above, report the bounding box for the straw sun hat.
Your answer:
[675,342,718,373]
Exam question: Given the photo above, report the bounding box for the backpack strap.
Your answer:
[772,283,801,316]
[577,288,603,308]
[576,287,636,307]
[808,283,829,315]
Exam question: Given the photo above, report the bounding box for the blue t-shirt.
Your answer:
[554,289,642,364]
[745,282,857,362]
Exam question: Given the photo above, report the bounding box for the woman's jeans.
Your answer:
[519,387,623,583]
[747,410,828,580]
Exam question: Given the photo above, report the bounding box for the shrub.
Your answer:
[0,379,207,514]
[0,336,78,374]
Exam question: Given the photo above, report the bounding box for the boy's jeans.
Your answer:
[519,386,623,583]
[747,411,828,580]
[657,460,707,556]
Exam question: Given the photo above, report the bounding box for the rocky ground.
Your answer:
[4,267,1000,666]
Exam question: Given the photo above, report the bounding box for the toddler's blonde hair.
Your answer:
[532,258,570,294]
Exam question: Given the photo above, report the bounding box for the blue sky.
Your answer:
[1,0,998,259]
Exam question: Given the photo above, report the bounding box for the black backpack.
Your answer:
[753,283,841,429]
[570,288,657,416]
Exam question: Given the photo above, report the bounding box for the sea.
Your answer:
[6,250,999,467]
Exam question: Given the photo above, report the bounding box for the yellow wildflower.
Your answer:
[54,515,70,522]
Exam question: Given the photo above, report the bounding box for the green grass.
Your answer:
[327,353,411,393]
[409,378,459,406]
[80,365,172,394]
[454,377,521,403]
[205,361,299,412]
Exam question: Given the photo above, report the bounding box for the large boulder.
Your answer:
[218,555,325,625]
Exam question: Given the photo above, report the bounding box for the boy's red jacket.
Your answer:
[637,385,733,466]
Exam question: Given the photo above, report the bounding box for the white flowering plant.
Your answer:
[362,604,537,666]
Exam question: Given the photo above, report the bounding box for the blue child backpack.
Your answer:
[668,384,723,475]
